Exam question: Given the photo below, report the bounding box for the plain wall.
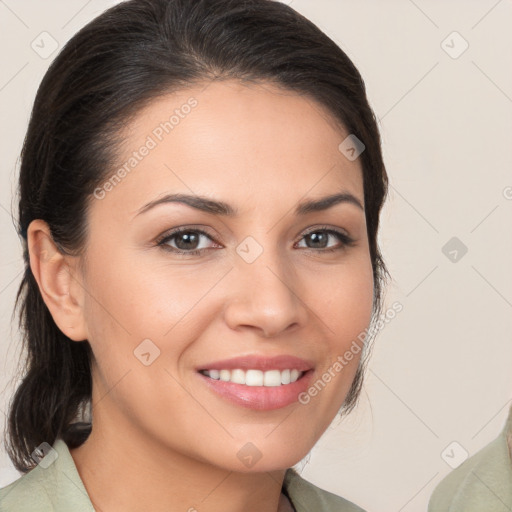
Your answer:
[1,1,511,511]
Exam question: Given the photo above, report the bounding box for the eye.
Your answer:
[156,227,218,256]
[295,226,355,252]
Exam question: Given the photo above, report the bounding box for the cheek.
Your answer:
[84,251,194,333]
[311,256,374,345]
[291,256,373,439]
[305,254,374,402]
[81,247,225,376]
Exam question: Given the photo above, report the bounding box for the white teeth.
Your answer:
[202,368,305,386]
[246,369,263,386]
[263,370,281,387]
[208,369,220,380]
[230,369,246,385]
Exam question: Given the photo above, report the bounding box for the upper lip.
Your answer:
[197,354,314,372]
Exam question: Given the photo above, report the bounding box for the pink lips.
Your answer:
[196,354,315,410]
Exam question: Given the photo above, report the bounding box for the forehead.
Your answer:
[93,80,364,219]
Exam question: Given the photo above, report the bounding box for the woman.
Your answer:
[0,0,389,510]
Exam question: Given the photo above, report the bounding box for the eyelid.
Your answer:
[299,224,351,239]
[155,225,219,247]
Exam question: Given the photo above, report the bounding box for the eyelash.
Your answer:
[155,225,356,257]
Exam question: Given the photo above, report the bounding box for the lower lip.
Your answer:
[197,370,314,411]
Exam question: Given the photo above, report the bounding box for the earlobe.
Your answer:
[27,219,88,342]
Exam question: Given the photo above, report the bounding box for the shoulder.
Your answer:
[0,438,95,512]
[0,463,54,512]
[428,408,512,512]
[284,467,366,512]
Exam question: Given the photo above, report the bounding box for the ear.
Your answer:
[27,219,88,342]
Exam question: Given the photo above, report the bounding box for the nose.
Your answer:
[222,247,309,338]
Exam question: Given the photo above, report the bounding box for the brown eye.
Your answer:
[156,228,218,255]
[170,231,202,251]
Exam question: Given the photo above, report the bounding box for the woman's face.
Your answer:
[76,80,374,471]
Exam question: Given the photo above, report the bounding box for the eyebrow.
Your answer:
[134,191,364,218]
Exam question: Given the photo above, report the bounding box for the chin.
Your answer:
[221,444,311,474]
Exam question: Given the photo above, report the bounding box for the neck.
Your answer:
[69,419,289,512]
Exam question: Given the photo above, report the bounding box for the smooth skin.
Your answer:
[27,80,374,512]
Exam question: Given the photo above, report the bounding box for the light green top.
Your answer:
[428,405,512,512]
[0,437,365,511]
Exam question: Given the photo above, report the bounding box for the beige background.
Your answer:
[1,1,511,511]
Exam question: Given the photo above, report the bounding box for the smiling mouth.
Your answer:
[199,368,306,387]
